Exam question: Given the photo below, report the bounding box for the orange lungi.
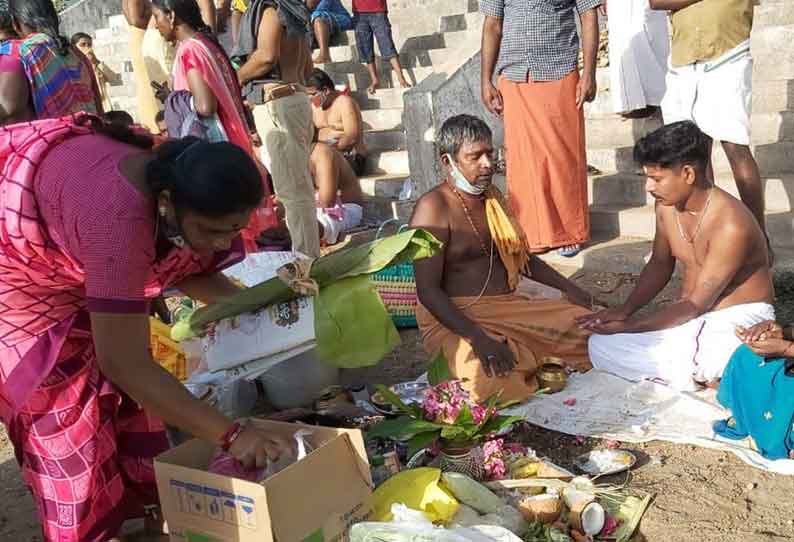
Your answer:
[499,70,590,252]
[416,282,592,403]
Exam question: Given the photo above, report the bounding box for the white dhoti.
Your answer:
[661,39,753,145]
[589,302,775,391]
[607,0,670,114]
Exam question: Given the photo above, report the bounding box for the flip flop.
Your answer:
[558,244,582,257]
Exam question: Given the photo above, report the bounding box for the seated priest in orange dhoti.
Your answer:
[411,114,596,403]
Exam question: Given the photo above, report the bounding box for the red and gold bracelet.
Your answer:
[220,421,244,452]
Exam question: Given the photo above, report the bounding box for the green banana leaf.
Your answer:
[314,274,401,367]
[171,228,441,346]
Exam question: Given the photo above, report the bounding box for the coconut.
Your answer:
[570,501,606,536]
[517,494,562,524]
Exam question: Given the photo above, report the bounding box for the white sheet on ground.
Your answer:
[503,369,794,474]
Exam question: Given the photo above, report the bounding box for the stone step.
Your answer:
[751,24,794,58]
[366,150,409,175]
[754,55,794,81]
[587,141,794,176]
[324,62,433,92]
[541,234,794,277]
[362,108,404,131]
[585,111,794,150]
[589,173,794,211]
[756,2,794,29]
[359,173,410,198]
[539,235,654,276]
[361,196,414,223]
[439,11,483,33]
[351,88,407,110]
[585,79,794,117]
[589,203,794,249]
[363,129,407,152]
[586,115,662,148]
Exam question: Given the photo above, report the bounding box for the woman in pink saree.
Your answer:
[0,114,292,542]
[152,0,276,252]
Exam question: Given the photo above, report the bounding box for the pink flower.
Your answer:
[471,405,489,425]
[605,440,621,450]
[484,456,507,480]
[575,435,586,445]
[600,514,621,536]
[504,442,527,456]
[482,438,508,481]
[563,398,577,407]
[482,438,504,458]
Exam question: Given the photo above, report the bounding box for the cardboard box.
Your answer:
[155,420,373,542]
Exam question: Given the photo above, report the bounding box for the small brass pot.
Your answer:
[537,363,568,393]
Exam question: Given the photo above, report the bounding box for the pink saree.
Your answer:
[0,114,243,541]
[173,34,276,251]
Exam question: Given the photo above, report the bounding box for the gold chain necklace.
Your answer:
[449,184,490,258]
[675,188,714,244]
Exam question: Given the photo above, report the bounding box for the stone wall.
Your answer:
[59,0,123,40]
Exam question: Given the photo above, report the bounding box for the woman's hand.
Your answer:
[744,337,794,359]
[736,320,782,344]
[227,425,296,470]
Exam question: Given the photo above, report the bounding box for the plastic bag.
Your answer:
[207,429,313,482]
[350,508,524,542]
[372,468,459,523]
[479,505,528,536]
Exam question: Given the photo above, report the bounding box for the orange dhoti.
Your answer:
[416,282,592,403]
[499,70,590,252]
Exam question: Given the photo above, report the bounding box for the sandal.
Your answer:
[558,244,582,257]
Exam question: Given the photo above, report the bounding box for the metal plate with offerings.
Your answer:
[370,380,429,415]
[573,449,637,477]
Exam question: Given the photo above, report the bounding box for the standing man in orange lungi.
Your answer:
[480,0,600,257]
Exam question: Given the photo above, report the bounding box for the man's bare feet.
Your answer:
[367,79,380,94]
[313,51,332,64]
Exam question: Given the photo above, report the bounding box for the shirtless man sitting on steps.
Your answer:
[579,121,774,391]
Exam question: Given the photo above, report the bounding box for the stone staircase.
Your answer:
[88,1,793,267]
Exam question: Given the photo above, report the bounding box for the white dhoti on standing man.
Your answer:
[589,302,775,391]
[606,0,670,114]
[661,40,753,145]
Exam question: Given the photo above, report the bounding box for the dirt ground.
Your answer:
[2,271,794,541]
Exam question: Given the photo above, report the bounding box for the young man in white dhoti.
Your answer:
[650,0,765,236]
[603,0,669,118]
[578,122,774,391]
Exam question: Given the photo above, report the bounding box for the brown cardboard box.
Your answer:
[154,419,373,542]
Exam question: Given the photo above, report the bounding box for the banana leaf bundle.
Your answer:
[171,228,441,368]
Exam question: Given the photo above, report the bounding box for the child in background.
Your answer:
[311,0,353,65]
[351,0,411,94]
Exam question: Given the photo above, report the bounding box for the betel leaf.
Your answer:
[367,416,443,440]
[479,415,524,438]
[407,431,439,458]
[440,425,467,441]
[427,350,452,385]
